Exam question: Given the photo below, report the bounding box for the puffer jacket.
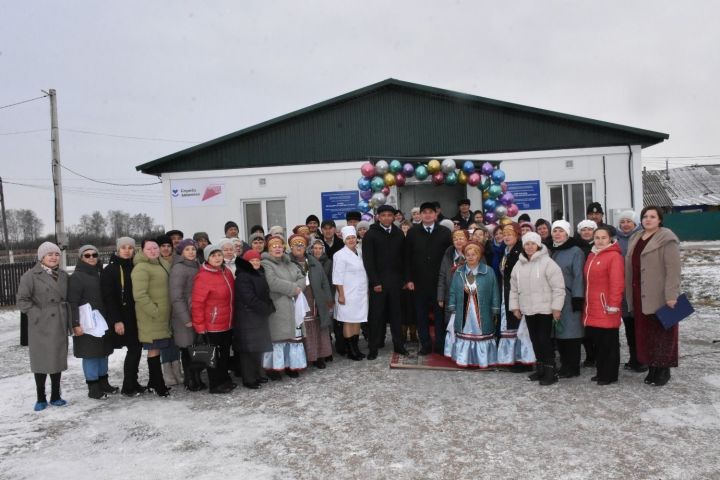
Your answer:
[509,246,565,315]
[191,263,235,333]
[584,242,625,329]
[131,252,171,343]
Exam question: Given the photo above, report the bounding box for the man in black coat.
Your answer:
[362,205,409,359]
[451,198,473,229]
[404,202,452,355]
[320,220,343,259]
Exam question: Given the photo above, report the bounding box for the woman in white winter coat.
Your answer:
[332,226,368,361]
[509,232,566,386]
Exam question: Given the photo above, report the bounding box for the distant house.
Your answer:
[642,164,720,240]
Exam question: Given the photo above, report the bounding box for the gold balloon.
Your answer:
[457,170,468,185]
[383,172,396,187]
[427,159,441,174]
[500,217,513,226]
[482,190,490,200]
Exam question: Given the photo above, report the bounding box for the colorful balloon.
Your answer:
[427,159,441,174]
[384,172,396,187]
[389,159,402,174]
[482,190,490,200]
[357,200,370,212]
[483,198,497,211]
[478,178,491,191]
[360,162,375,178]
[491,169,506,184]
[395,173,407,187]
[467,172,481,187]
[457,170,468,185]
[415,165,429,180]
[501,181,508,193]
[402,162,415,177]
[462,160,475,174]
[499,217,513,226]
[431,171,445,185]
[359,189,373,201]
[361,213,374,222]
[488,184,503,199]
[445,171,458,185]
[371,176,385,192]
[375,160,390,175]
[371,192,387,206]
[481,162,494,176]
[494,205,508,218]
[441,158,456,174]
[500,192,515,206]
[507,203,519,217]
[381,186,390,196]
[358,177,372,191]
[484,212,497,224]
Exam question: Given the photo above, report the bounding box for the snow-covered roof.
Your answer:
[643,164,720,207]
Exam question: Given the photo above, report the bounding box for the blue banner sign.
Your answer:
[506,180,541,210]
[321,191,359,221]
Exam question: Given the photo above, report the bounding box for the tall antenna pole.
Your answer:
[47,89,67,268]
[0,177,13,263]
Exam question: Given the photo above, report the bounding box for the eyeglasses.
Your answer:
[83,253,99,258]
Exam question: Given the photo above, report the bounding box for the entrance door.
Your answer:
[398,183,467,220]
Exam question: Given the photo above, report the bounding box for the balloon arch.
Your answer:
[356,158,520,227]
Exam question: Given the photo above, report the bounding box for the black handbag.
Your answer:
[188,334,218,369]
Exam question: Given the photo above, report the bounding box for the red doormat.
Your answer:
[389,344,493,371]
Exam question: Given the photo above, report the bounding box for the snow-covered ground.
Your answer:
[1,243,719,480]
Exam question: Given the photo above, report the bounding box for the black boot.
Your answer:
[539,364,558,386]
[334,321,347,356]
[147,356,170,397]
[346,338,362,361]
[98,375,119,394]
[267,370,282,381]
[652,367,671,386]
[644,367,657,385]
[87,380,108,399]
[353,335,366,359]
[528,364,543,381]
[366,348,379,361]
[313,359,327,369]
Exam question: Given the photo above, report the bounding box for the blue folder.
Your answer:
[655,294,694,330]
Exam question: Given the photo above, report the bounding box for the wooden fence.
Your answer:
[0,261,35,306]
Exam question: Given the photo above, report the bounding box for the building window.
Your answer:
[549,182,594,228]
[243,199,286,238]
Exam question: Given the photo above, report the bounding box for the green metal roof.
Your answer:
[136,78,669,175]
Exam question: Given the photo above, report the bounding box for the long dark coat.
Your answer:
[362,222,405,290]
[291,254,334,328]
[68,261,114,358]
[501,241,523,330]
[16,263,71,373]
[101,253,140,349]
[169,258,199,348]
[548,237,585,339]
[233,257,274,353]
[404,223,452,296]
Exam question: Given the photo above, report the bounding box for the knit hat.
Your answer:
[249,232,265,243]
[116,236,135,251]
[586,202,603,214]
[78,244,98,258]
[341,226,357,240]
[439,219,455,231]
[176,238,197,254]
[577,219,598,233]
[522,232,542,246]
[242,249,261,261]
[204,244,222,260]
[217,238,234,250]
[268,225,285,236]
[356,221,371,232]
[305,214,320,225]
[224,221,239,235]
[616,210,637,226]
[192,232,210,243]
[519,221,535,232]
[551,220,572,238]
[37,241,61,260]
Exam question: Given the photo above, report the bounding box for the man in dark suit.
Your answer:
[405,202,452,355]
[451,198,473,229]
[362,204,408,359]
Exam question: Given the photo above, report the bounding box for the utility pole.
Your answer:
[46,89,68,268]
[0,177,13,263]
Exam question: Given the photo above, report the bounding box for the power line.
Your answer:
[644,154,720,159]
[0,128,47,136]
[60,164,161,186]
[0,94,48,110]
[63,128,199,144]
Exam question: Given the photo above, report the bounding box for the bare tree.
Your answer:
[106,210,131,238]
[129,213,155,238]
[78,211,107,238]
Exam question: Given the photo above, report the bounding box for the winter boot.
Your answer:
[345,338,362,361]
[401,325,409,342]
[171,360,184,385]
[539,364,558,386]
[644,367,657,385]
[148,356,170,397]
[527,364,543,381]
[98,375,119,394]
[409,325,418,343]
[352,335,366,359]
[87,380,108,399]
[267,370,282,381]
[652,367,671,386]
[334,321,347,356]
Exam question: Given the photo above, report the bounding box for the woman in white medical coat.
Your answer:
[333,226,368,361]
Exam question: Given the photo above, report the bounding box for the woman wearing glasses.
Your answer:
[17,242,71,411]
[69,245,116,399]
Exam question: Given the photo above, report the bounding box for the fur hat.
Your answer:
[616,210,637,226]
[192,232,210,243]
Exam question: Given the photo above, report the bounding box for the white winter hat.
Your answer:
[616,210,637,226]
[551,220,572,237]
[341,226,357,240]
[439,219,455,231]
[576,219,598,233]
[37,241,61,260]
[522,232,542,247]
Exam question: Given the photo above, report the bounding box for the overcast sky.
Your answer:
[1,0,718,234]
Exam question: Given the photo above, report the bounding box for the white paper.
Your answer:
[78,303,109,337]
[294,293,310,328]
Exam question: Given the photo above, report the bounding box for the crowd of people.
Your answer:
[16,199,682,411]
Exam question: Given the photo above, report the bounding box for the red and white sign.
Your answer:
[170,179,226,207]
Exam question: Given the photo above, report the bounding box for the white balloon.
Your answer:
[375,160,389,175]
[494,205,508,218]
[371,192,387,206]
[441,158,456,174]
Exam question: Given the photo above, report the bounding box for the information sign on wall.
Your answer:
[170,179,226,207]
[506,180,541,210]
[321,191,359,220]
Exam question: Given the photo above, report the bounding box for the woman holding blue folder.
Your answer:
[625,206,681,387]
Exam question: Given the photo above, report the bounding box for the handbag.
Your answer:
[188,334,218,369]
[655,294,694,330]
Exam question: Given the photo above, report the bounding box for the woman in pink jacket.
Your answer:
[583,226,625,386]
[192,244,236,394]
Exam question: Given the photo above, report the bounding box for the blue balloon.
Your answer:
[358,177,372,191]
[415,165,429,181]
[357,200,370,213]
[491,169,506,184]
[462,160,475,174]
[445,171,458,185]
[389,159,403,173]
[483,198,497,211]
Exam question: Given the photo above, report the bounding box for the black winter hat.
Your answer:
[420,202,436,212]
[377,205,395,214]
[345,211,362,222]
[305,214,320,224]
[224,221,239,234]
[155,234,172,246]
[586,202,604,214]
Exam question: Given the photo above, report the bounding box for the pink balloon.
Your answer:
[381,186,390,196]
[431,171,445,185]
[501,181,508,193]
[360,162,376,178]
[467,172,481,187]
[506,203,519,217]
[395,173,406,187]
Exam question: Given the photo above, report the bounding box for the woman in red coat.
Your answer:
[191,244,236,394]
[583,226,625,385]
